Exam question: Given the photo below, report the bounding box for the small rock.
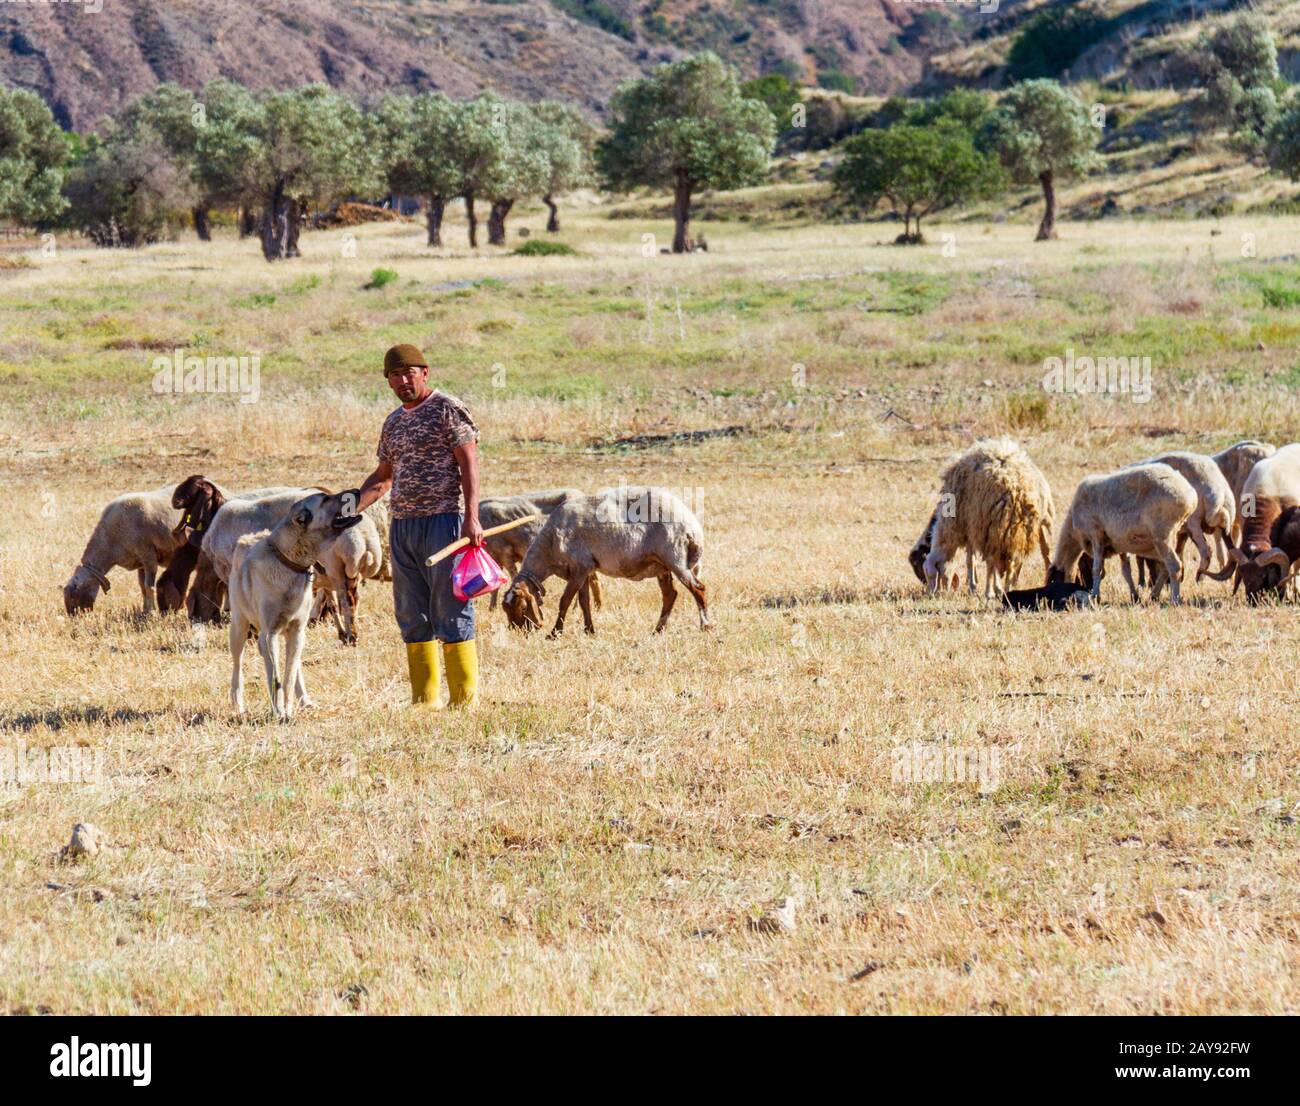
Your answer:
[60,822,103,862]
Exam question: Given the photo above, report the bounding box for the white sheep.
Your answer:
[502,485,707,636]
[1127,451,1235,582]
[308,511,384,644]
[1050,462,1197,604]
[921,438,1054,598]
[64,488,184,615]
[480,488,603,611]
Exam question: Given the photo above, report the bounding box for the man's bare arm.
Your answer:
[357,461,393,511]
[453,440,483,546]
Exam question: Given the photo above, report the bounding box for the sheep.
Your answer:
[189,488,314,622]
[1049,462,1197,605]
[480,488,603,612]
[1212,440,1275,542]
[308,510,384,644]
[502,485,707,637]
[920,438,1054,598]
[64,488,184,615]
[1215,443,1300,597]
[1126,451,1236,585]
[908,506,965,592]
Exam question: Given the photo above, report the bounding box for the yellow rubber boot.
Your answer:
[442,639,479,708]
[406,641,443,708]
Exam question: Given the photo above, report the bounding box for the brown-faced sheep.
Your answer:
[1214,443,1300,597]
[1212,440,1275,543]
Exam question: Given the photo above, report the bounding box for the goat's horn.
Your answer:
[1229,547,1248,565]
[1203,558,1239,580]
[1256,548,1291,571]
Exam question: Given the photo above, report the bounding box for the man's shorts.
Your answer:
[390,513,476,644]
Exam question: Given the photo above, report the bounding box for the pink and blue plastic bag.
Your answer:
[450,544,509,602]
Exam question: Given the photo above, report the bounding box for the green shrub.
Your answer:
[513,239,578,257]
[365,268,398,290]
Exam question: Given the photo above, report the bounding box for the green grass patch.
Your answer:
[513,239,578,257]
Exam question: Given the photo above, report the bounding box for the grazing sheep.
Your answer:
[1212,440,1275,542]
[480,488,603,611]
[921,438,1054,598]
[189,488,313,622]
[502,485,707,637]
[1049,462,1197,604]
[229,492,363,720]
[308,510,384,644]
[1215,443,1300,597]
[908,506,965,591]
[64,488,183,615]
[1126,451,1236,583]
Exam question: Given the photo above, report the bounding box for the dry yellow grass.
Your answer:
[1,203,1298,1014]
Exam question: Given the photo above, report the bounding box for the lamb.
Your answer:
[920,438,1054,598]
[64,488,184,615]
[1214,443,1300,597]
[1212,439,1275,542]
[480,488,603,611]
[1125,451,1236,583]
[1049,462,1197,605]
[229,491,363,720]
[308,510,384,644]
[502,485,708,636]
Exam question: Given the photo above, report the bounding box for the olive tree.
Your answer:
[598,53,775,253]
[191,80,264,239]
[833,122,1001,243]
[372,91,464,247]
[983,79,1098,241]
[0,87,70,228]
[448,93,512,248]
[238,85,381,261]
[481,99,552,246]
[531,100,596,232]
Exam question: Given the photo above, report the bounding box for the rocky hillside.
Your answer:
[1,0,960,131]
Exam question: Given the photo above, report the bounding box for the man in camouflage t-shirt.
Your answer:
[343,344,483,708]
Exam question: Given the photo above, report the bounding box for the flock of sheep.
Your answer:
[63,477,709,712]
[908,437,1300,607]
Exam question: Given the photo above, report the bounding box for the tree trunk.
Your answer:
[465,192,478,248]
[487,198,513,246]
[672,174,693,254]
[425,194,445,247]
[260,182,302,261]
[543,193,559,233]
[192,206,211,242]
[239,207,257,238]
[1036,169,1058,241]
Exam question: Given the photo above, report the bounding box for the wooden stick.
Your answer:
[424,513,541,567]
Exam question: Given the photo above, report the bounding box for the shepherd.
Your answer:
[338,344,483,708]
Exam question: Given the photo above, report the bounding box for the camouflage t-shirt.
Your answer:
[378,390,479,519]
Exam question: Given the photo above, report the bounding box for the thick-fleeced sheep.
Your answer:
[64,488,184,615]
[1212,439,1275,542]
[1049,462,1197,604]
[920,438,1054,598]
[502,486,707,637]
[480,488,603,612]
[1216,443,1300,597]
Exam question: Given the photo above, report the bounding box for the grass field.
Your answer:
[2,198,1299,1014]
